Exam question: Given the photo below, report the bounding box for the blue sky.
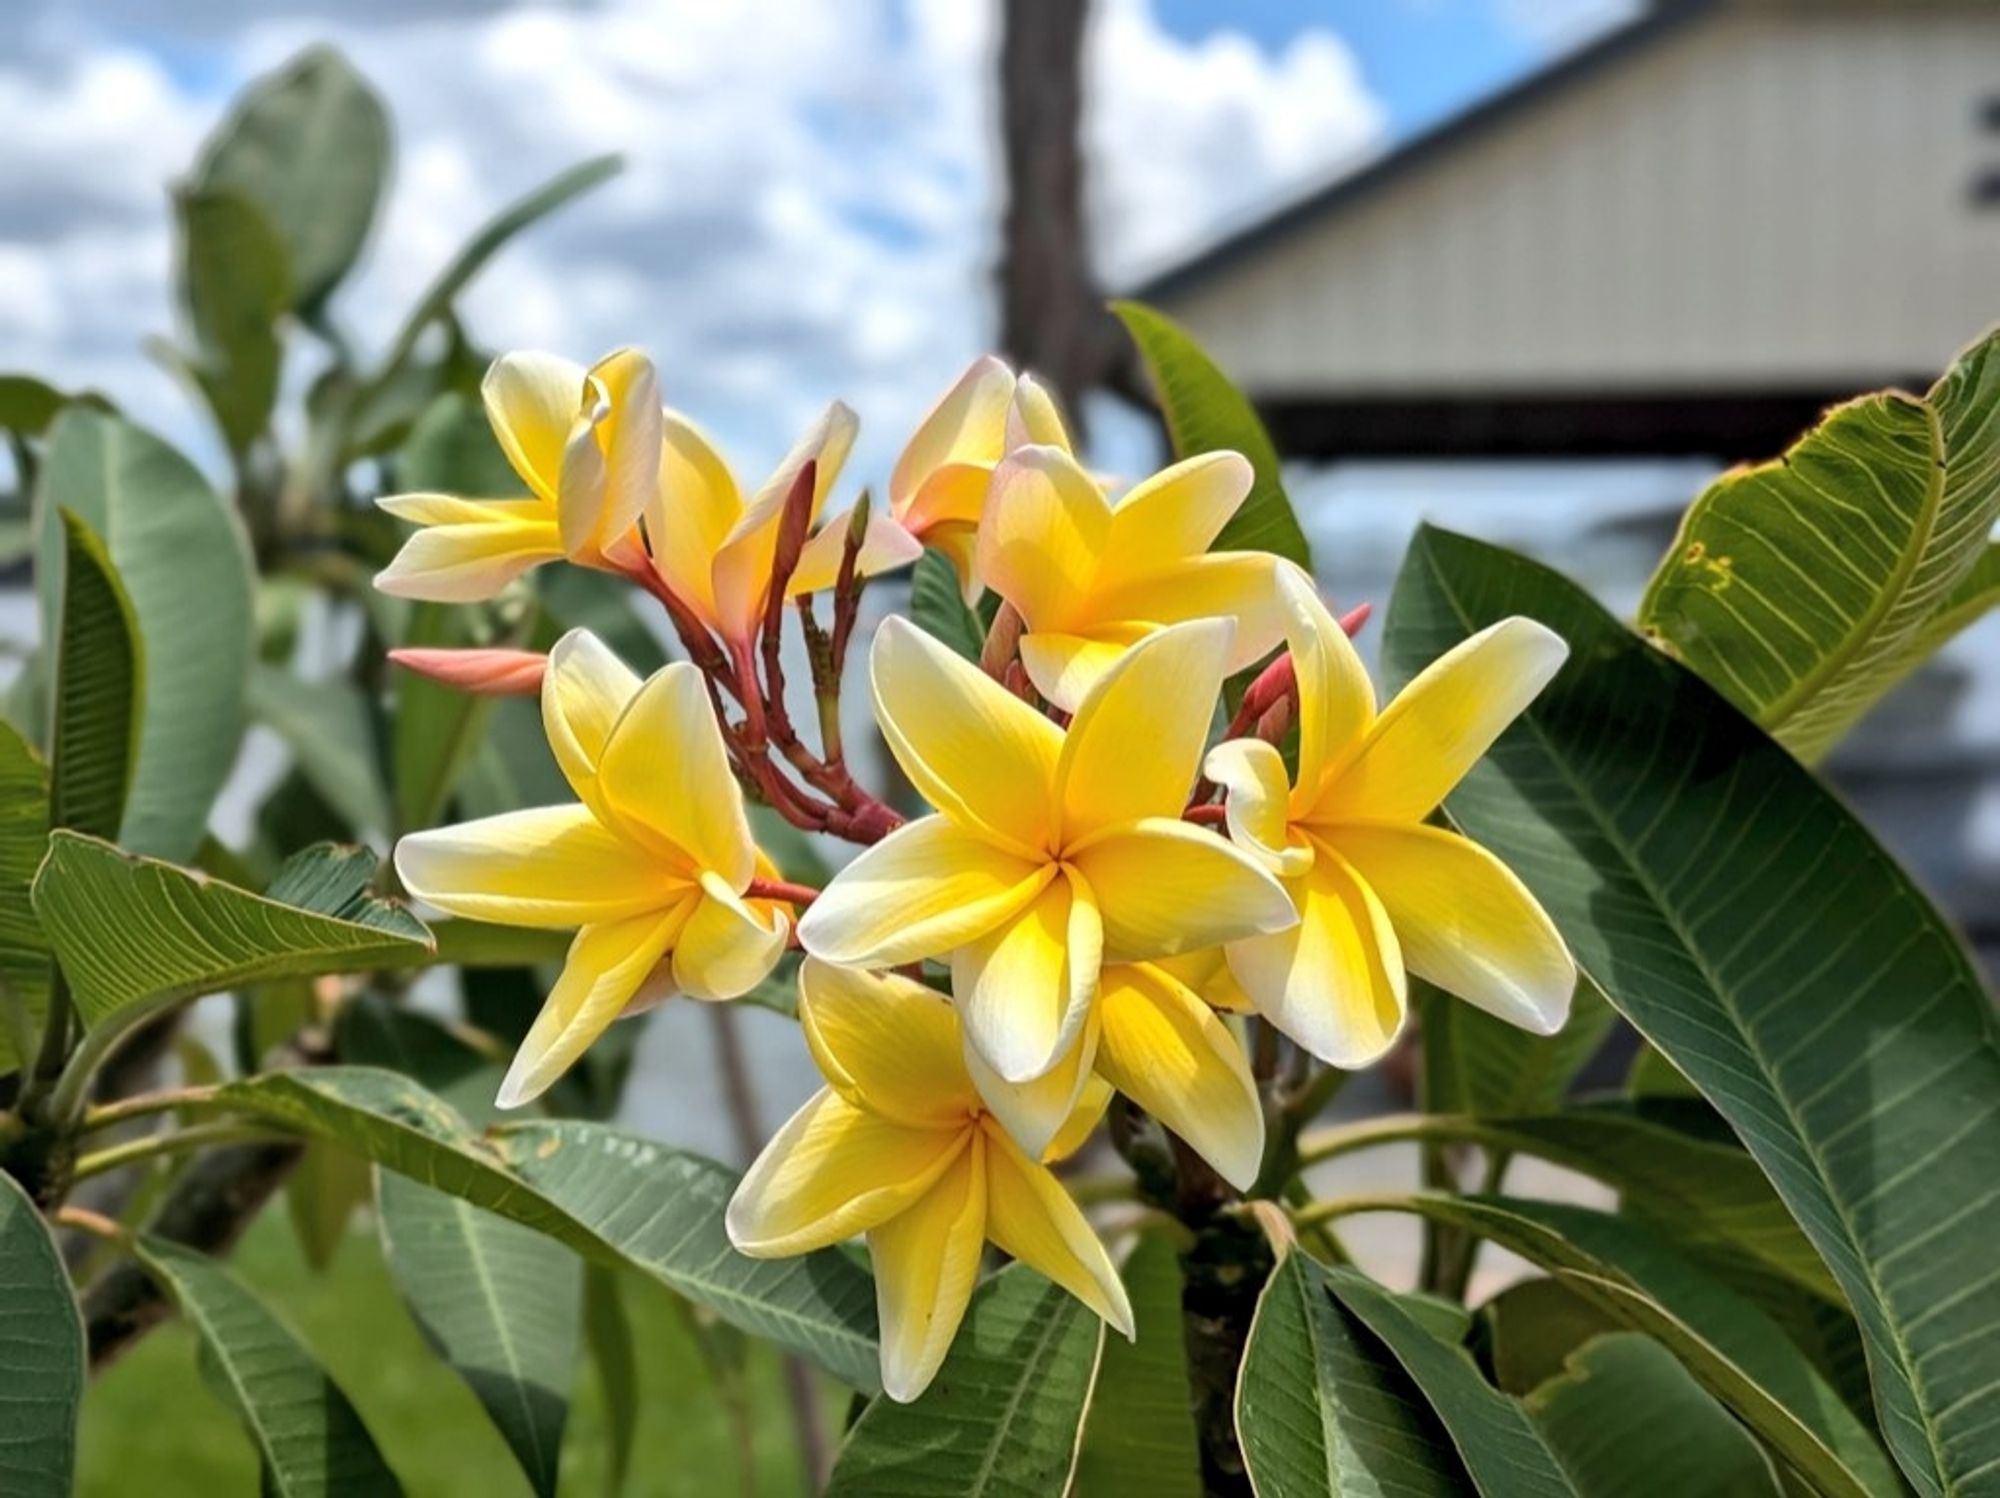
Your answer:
[0,0,1636,476]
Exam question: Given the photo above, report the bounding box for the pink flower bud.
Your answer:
[390,647,548,697]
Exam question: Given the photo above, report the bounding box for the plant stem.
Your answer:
[72,1122,295,1184]
[79,1085,222,1135]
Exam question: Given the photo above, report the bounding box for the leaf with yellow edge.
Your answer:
[1639,329,2000,760]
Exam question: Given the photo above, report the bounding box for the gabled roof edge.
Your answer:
[1126,0,1723,303]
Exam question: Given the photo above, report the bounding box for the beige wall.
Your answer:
[1153,3,2000,395]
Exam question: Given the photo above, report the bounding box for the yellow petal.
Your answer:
[395,805,686,928]
[1322,616,1567,826]
[1070,818,1296,963]
[982,1123,1133,1336]
[1014,631,1143,717]
[798,816,1051,967]
[891,356,1015,516]
[869,1141,988,1403]
[1204,738,1313,879]
[1058,619,1234,841]
[870,616,1062,855]
[374,495,563,602]
[1335,825,1574,1035]
[1089,552,1287,675]
[1097,963,1264,1190]
[977,445,1112,633]
[712,401,858,639]
[1006,373,1074,453]
[785,506,925,597]
[1044,1074,1113,1163]
[1275,562,1375,811]
[484,352,587,505]
[559,347,661,558]
[925,519,984,604]
[965,1007,1099,1160]
[1227,841,1406,1067]
[1095,451,1250,589]
[648,412,742,630]
[672,874,789,1000]
[542,628,641,806]
[594,661,755,885]
[799,959,978,1127]
[1155,947,1256,1014]
[728,1091,968,1258]
[899,463,995,538]
[497,909,688,1106]
[951,867,1101,1084]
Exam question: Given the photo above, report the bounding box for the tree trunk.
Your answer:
[995,0,1133,428]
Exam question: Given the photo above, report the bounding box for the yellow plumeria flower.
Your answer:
[395,628,791,1105]
[1205,564,1576,1066]
[797,616,1296,1155]
[376,349,661,601]
[790,356,1077,601]
[726,959,1132,1403]
[975,444,1288,712]
[644,402,858,643]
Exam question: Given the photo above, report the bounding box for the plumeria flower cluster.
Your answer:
[380,347,1575,1401]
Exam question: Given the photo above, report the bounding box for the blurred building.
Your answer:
[1137,0,2000,973]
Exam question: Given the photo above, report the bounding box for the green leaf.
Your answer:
[1477,1278,1622,1398]
[48,510,140,842]
[192,45,390,315]
[1321,1266,1576,1497]
[1903,540,2000,664]
[132,1236,400,1496]
[1421,978,1613,1119]
[0,1172,84,1496]
[1525,1333,1779,1497]
[284,1141,370,1273]
[0,721,53,1072]
[1236,1251,1463,1498]
[397,390,523,497]
[826,1265,1104,1496]
[377,1170,581,1498]
[214,1068,883,1390]
[1386,524,2000,1497]
[1360,1194,1895,1498]
[174,186,292,455]
[30,832,431,1030]
[248,665,391,838]
[581,1266,640,1497]
[0,374,105,438]
[537,566,668,675]
[37,408,253,861]
[1074,1234,1201,1498]
[1111,300,1310,568]
[368,156,621,402]
[1638,332,2000,759]
[910,547,986,661]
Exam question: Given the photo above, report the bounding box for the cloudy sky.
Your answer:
[0,0,1634,481]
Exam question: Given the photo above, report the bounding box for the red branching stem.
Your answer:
[758,462,818,748]
[1183,803,1228,827]
[745,877,822,906]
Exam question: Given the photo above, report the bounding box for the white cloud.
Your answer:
[0,0,1385,483]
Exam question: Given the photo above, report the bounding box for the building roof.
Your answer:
[1131,0,1722,304]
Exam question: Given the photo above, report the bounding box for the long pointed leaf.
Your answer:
[1236,1251,1463,1498]
[825,1265,1104,1497]
[48,510,140,842]
[31,833,431,1030]
[1322,1267,1576,1497]
[0,1173,83,1496]
[132,1236,400,1496]
[376,1170,580,1497]
[1385,525,2000,1496]
[215,1067,881,1390]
